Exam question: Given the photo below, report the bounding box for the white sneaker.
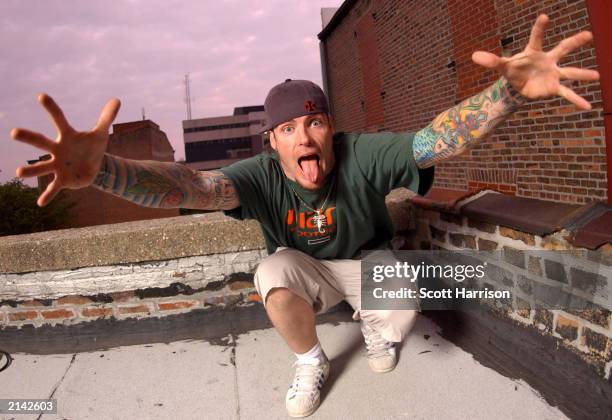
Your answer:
[361,321,397,373]
[285,354,330,418]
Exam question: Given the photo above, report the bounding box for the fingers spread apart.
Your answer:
[38,93,74,134]
[16,160,55,178]
[10,128,56,152]
[94,98,121,132]
[558,67,600,81]
[558,84,591,110]
[37,177,62,207]
[527,14,549,51]
[472,51,504,70]
[550,31,593,60]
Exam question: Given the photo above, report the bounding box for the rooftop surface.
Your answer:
[0,312,567,420]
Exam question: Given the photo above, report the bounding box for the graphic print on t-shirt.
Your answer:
[286,206,337,246]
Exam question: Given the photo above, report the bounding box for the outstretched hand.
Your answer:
[10,95,120,207]
[472,14,599,110]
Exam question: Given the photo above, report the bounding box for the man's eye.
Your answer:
[282,126,294,134]
[311,120,322,127]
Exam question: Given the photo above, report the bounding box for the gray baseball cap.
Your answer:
[261,79,330,133]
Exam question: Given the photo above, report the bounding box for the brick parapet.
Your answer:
[0,189,412,314]
[412,205,611,379]
[1,191,609,381]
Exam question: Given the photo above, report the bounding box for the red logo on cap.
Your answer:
[304,100,316,112]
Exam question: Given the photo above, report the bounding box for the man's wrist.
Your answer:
[92,153,112,190]
[499,76,528,108]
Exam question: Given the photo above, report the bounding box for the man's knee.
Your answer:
[254,249,305,296]
[256,248,298,279]
[265,287,294,309]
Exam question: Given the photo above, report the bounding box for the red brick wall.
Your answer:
[323,0,607,204]
[356,10,386,129]
[325,3,367,130]
[448,0,501,99]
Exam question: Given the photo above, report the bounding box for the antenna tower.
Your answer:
[184,74,193,120]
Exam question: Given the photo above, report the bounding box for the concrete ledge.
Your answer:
[0,189,415,275]
[0,212,264,274]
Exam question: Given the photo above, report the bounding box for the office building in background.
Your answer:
[182,106,269,171]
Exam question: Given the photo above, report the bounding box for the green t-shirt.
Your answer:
[220,131,434,259]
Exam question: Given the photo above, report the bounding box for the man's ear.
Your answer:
[269,130,278,151]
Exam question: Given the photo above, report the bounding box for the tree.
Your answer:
[0,179,75,237]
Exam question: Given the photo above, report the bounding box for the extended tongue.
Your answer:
[300,157,320,184]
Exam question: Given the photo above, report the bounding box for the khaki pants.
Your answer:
[254,247,417,343]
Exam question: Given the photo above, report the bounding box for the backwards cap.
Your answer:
[261,79,329,133]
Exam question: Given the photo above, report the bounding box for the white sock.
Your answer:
[295,341,323,363]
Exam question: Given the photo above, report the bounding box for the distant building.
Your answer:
[182,105,269,171]
[33,120,180,228]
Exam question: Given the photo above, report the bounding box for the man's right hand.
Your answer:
[10,94,121,207]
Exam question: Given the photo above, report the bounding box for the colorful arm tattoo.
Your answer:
[413,76,526,169]
[92,154,240,210]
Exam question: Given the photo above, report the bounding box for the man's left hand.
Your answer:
[472,14,599,110]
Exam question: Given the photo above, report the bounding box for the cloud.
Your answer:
[251,9,266,19]
[0,0,342,184]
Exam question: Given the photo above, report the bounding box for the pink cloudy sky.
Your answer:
[0,0,344,184]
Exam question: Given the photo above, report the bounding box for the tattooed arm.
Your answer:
[414,14,599,169]
[92,153,240,210]
[10,94,240,209]
[413,76,525,168]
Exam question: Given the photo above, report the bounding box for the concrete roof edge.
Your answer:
[0,190,415,274]
[0,213,265,274]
